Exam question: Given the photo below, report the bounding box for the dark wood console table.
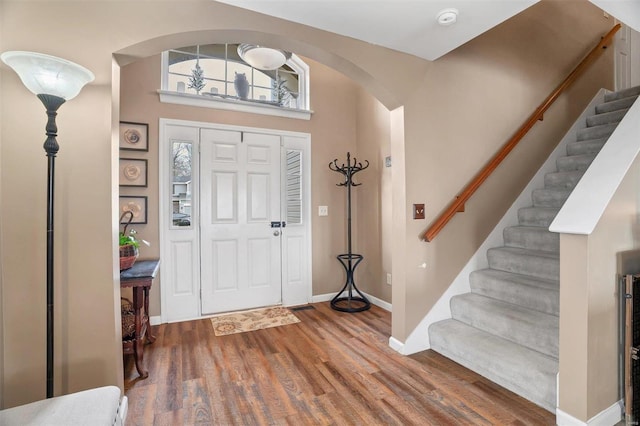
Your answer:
[120,259,159,379]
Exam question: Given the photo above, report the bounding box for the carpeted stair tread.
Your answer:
[487,247,558,281]
[603,85,640,102]
[586,107,629,127]
[576,122,618,141]
[596,94,638,114]
[517,206,559,227]
[428,319,557,412]
[531,188,571,208]
[566,137,608,156]
[544,170,585,189]
[556,153,597,172]
[470,268,559,315]
[450,293,559,357]
[503,226,559,252]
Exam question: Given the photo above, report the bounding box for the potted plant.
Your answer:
[119,211,149,270]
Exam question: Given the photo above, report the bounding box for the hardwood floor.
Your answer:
[124,303,555,425]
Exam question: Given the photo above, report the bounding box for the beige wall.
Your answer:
[119,53,394,315]
[0,0,429,407]
[392,0,615,339]
[355,87,392,302]
[559,150,640,420]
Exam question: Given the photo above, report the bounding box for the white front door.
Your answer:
[199,128,283,314]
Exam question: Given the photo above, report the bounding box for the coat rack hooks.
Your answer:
[328,152,371,313]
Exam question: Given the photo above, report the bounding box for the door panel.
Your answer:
[170,241,196,295]
[212,172,237,222]
[200,129,282,314]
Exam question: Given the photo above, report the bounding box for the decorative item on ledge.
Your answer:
[234,72,249,100]
[329,152,371,313]
[119,211,139,271]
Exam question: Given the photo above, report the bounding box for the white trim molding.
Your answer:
[311,292,391,312]
[158,90,313,120]
[556,400,623,426]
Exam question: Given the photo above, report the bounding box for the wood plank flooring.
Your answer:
[124,303,555,425]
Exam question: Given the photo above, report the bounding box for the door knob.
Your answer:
[273,230,280,236]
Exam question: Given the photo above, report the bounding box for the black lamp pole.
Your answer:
[38,93,65,399]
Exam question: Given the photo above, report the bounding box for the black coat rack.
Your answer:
[329,152,371,312]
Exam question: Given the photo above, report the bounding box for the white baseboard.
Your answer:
[388,336,405,353]
[150,316,162,326]
[119,395,129,426]
[556,400,622,426]
[311,291,391,311]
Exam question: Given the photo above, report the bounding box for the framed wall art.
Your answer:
[119,158,148,187]
[119,196,148,224]
[119,121,149,151]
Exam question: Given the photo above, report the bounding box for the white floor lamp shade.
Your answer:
[1,51,94,99]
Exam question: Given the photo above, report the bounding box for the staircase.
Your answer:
[428,85,640,412]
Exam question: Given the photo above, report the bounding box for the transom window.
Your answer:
[160,44,309,112]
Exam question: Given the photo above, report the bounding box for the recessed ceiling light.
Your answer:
[437,8,458,26]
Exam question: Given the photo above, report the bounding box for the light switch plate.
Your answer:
[318,205,328,216]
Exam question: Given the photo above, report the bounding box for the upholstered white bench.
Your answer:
[0,386,127,425]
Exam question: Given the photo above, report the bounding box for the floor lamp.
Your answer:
[1,51,94,398]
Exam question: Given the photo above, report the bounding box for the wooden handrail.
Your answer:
[423,24,621,242]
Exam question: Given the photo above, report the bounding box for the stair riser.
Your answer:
[596,95,638,114]
[470,272,559,315]
[451,296,558,358]
[504,228,559,252]
[517,208,559,227]
[566,139,607,156]
[487,249,559,281]
[544,171,584,189]
[532,189,570,208]
[429,320,557,412]
[585,108,628,127]
[603,86,640,102]
[576,123,617,141]
[556,155,595,172]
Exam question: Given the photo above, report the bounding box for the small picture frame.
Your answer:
[119,158,148,187]
[119,121,149,151]
[119,196,148,224]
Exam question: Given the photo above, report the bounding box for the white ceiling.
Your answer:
[215,0,540,61]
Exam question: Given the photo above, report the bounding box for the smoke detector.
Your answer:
[437,8,458,26]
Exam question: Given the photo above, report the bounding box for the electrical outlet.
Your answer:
[413,204,425,220]
[318,205,328,216]
[386,273,392,285]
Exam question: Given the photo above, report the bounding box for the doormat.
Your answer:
[210,306,300,336]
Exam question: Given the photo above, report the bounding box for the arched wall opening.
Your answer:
[114,29,404,327]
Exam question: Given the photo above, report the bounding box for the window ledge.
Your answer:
[158,90,313,120]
